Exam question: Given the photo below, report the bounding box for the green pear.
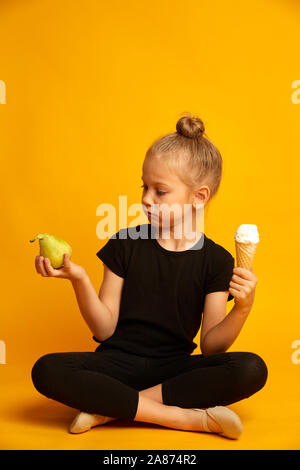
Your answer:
[30,233,72,269]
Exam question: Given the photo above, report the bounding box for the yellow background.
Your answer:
[0,0,299,450]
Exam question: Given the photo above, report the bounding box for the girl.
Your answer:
[32,113,267,440]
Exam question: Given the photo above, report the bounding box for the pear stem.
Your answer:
[30,234,43,243]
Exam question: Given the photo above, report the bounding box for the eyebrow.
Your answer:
[141,177,170,187]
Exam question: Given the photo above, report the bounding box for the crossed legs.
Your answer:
[71,384,222,434]
[136,384,222,432]
[32,351,268,435]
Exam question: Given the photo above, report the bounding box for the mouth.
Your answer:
[147,211,158,218]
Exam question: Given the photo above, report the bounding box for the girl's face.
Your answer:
[141,155,209,233]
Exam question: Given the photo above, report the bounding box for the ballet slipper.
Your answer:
[69,411,116,434]
[192,406,243,440]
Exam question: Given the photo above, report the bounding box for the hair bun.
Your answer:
[176,112,205,139]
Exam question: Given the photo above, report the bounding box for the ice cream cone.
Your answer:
[234,224,259,270]
[235,240,258,270]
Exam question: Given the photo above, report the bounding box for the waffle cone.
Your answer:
[235,240,258,270]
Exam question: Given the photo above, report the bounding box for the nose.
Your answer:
[142,195,152,210]
[142,202,151,215]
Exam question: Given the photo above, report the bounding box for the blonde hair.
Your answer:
[145,112,223,202]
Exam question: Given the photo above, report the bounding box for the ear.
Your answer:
[193,185,210,206]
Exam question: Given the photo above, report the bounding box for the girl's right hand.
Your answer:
[35,253,86,282]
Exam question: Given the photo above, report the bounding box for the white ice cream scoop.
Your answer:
[234,224,259,270]
[234,224,259,244]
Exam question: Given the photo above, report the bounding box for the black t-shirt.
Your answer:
[94,223,235,358]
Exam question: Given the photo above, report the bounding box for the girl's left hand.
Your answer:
[229,267,258,313]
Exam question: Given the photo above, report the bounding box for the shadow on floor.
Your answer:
[5,397,165,432]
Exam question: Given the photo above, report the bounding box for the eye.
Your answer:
[141,185,166,196]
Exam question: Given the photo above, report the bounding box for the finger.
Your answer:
[43,258,58,277]
[38,256,48,276]
[233,267,253,280]
[63,253,70,268]
[35,256,41,273]
[231,274,248,286]
[229,286,240,296]
[230,280,242,290]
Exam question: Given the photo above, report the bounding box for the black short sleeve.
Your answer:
[96,234,126,278]
[205,248,235,302]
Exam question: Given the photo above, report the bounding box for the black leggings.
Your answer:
[31,347,268,420]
